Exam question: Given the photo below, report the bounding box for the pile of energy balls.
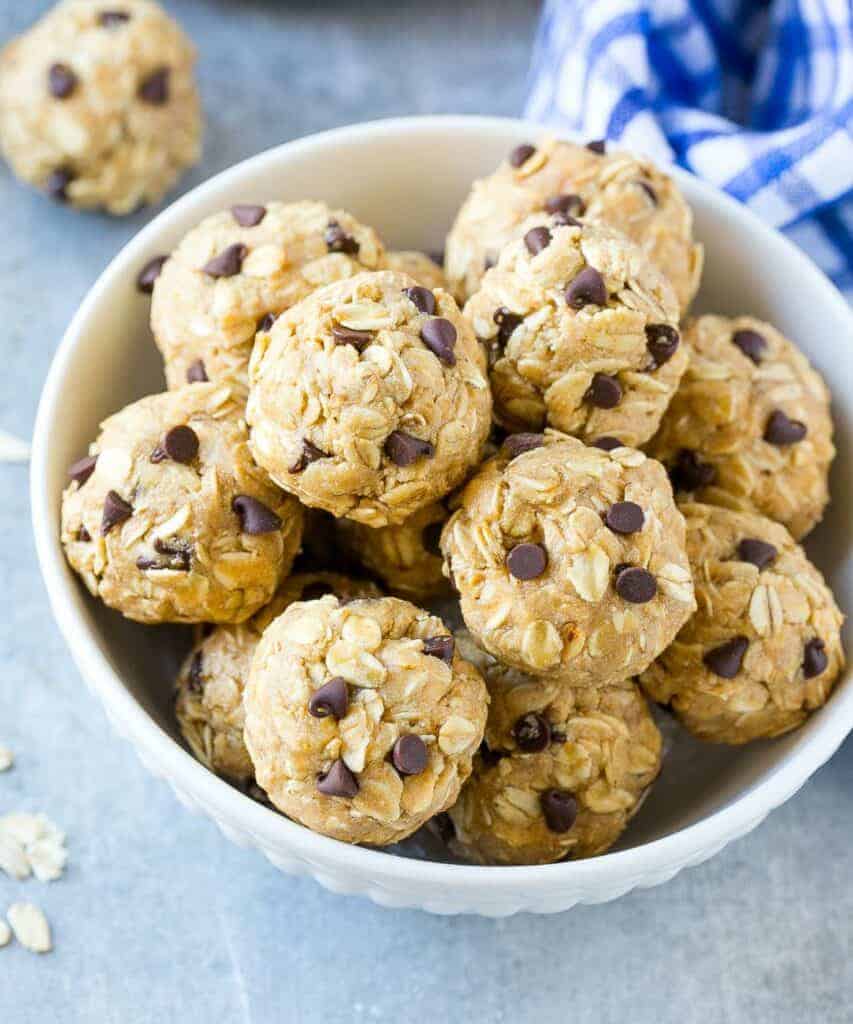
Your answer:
[16,4,845,865]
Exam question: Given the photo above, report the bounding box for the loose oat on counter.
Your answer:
[7,902,52,954]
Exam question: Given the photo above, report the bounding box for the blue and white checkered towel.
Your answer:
[526,0,853,299]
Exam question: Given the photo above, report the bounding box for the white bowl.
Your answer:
[31,116,853,916]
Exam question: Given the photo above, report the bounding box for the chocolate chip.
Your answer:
[512,712,551,753]
[565,266,607,309]
[586,139,606,154]
[231,495,281,535]
[550,730,567,745]
[732,329,767,364]
[101,490,132,535]
[48,63,77,99]
[257,313,277,333]
[144,537,191,571]
[202,243,247,278]
[421,318,457,365]
[605,501,645,534]
[68,454,97,486]
[585,372,622,409]
[77,527,91,542]
[45,168,73,202]
[136,254,168,293]
[98,10,131,27]
[645,324,680,367]
[508,143,535,168]
[540,789,578,833]
[422,635,454,664]
[590,436,623,451]
[551,212,581,228]
[484,254,497,271]
[738,538,778,570]
[161,425,199,464]
[494,307,522,346]
[384,431,434,466]
[615,566,657,603]
[300,581,334,601]
[704,636,749,678]
[506,542,548,580]
[636,180,657,205]
[289,439,329,473]
[422,520,443,557]
[138,67,170,105]
[545,193,585,217]
[524,226,552,255]
[428,250,444,268]
[479,742,507,768]
[670,449,715,492]
[502,433,545,460]
[188,651,204,692]
[231,204,266,227]
[391,735,428,776]
[803,638,828,679]
[308,677,349,719]
[325,220,359,254]
[186,358,208,383]
[317,760,359,798]
[332,324,373,351]
[403,286,435,315]
[764,410,807,445]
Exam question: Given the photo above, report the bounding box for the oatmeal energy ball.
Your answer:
[243,596,488,845]
[641,503,844,744]
[149,200,385,392]
[175,572,381,785]
[247,269,492,527]
[466,215,684,446]
[448,635,662,865]
[0,0,201,214]
[385,250,447,291]
[446,136,702,311]
[61,384,303,624]
[648,315,834,539]
[442,432,695,685]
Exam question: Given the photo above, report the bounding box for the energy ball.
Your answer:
[441,432,695,685]
[465,215,684,446]
[445,136,702,311]
[448,634,661,865]
[640,503,844,744]
[0,0,201,214]
[246,269,492,527]
[61,384,303,624]
[385,250,447,291]
[243,596,488,845]
[648,315,834,539]
[175,572,381,785]
[150,200,385,393]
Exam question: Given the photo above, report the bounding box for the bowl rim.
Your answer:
[30,113,853,896]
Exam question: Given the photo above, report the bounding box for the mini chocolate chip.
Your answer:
[325,220,359,254]
[289,439,329,473]
[308,677,349,719]
[422,520,443,557]
[300,581,334,601]
[149,537,191,571]
[506,542,548,581]
[502,433,545,459]
[764,410,807,445]
[202,243,247,278]
[101,490,132,535]
[704,636,749,678]
[317,759,359,798]
[332,324,373,351]
[231,495,281,535]
[98,10,131,26]
[423,635,454,664]
[186,358,208,383]
[590,436,623,452]
[231,204,266,227]
[508,143,535,167]
[136,254,167,293]
[68,454,97,486]
[403,286,435,315]
[541,789,578,833]
[428,250,444,268]
[76,526,91,542]
[494,307,522,346]
[48,63,77,99]
[479,742,508,768]
[636,180,657,205]
[550,730,567,745]
[484,254,497,271]
[605,501,645,535]
[135,555,162,570]
[384,431,434,466]
[545,193,585,217]
[615,566,657,603]
[551,212,581,228]
[586,139,606,154]
[161,425,199,464]
[565,266,607,309]
[645,324,680,367]
[512,712,551,753]
[803,638,828,678]
[524,226,552,255]
[585,372,623,409]
[45,167,73,201]
[257,313,277,332]
[670,449,716,492]
[421,318,457,365]
[188,651,204,693]
[732,329,767,364]
[138,67,170,105]
[392,734,428,776]
[738,538,778,570]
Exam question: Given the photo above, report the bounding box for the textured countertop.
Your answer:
[2,1,851,1021]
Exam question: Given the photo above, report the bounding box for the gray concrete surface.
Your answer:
[1,1,851,1021]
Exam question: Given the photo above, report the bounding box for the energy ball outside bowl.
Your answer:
[385,250,447,291]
